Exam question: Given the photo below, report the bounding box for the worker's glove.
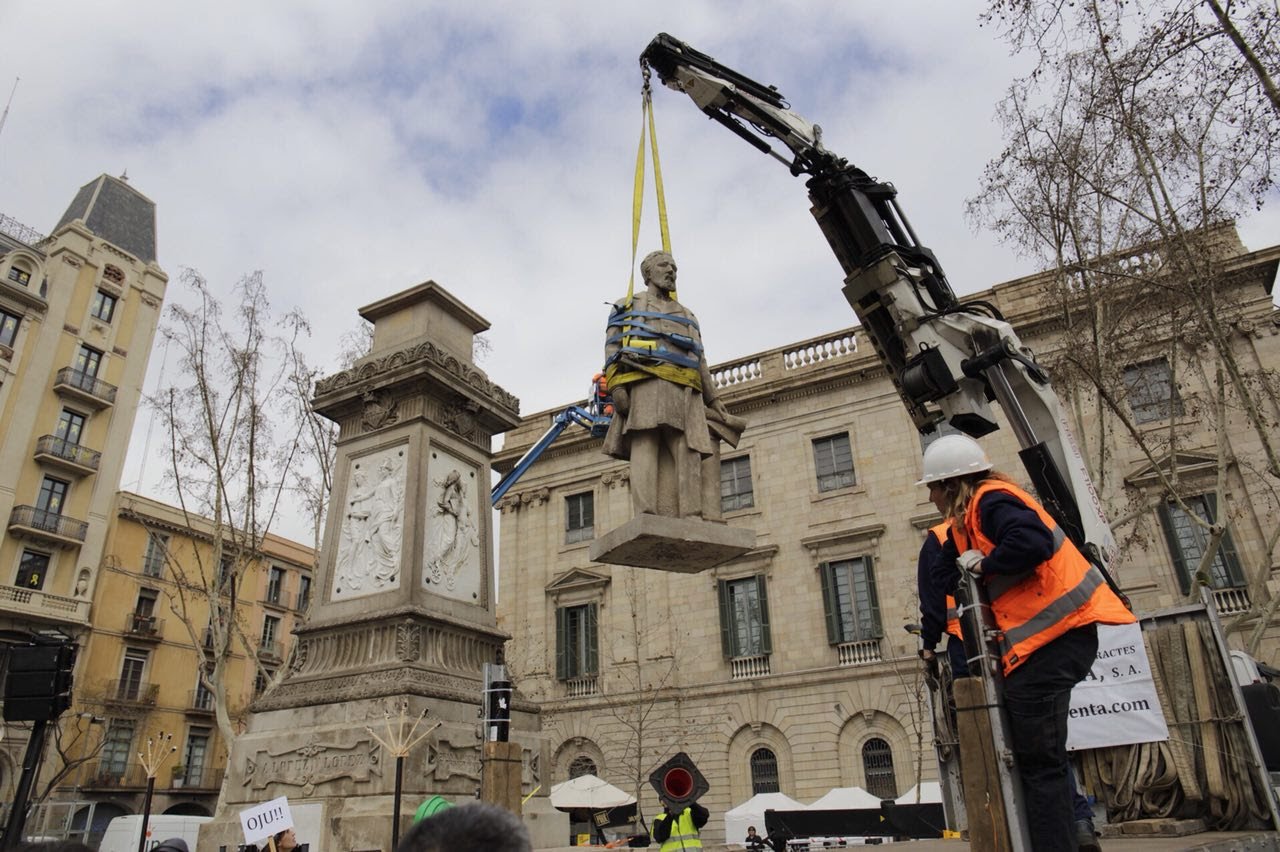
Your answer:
[957,549,985,576]
[919,649,940,690]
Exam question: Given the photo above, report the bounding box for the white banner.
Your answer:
[240,796,294,844]
[1067,622,1170,751]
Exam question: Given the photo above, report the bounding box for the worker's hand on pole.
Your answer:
[957,549,985,576]
[919,648,940,690]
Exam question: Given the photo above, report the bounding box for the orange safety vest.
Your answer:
[951,480,1134,675]
[928,521,964,641]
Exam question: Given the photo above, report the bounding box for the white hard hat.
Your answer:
[917,434,992,485]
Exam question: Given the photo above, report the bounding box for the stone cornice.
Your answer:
[800,523,888,554]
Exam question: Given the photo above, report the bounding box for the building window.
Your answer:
[721,456,755,512]
[297,575,312,611]
[56,409,87,445]
[16,549,50,590]
[555,603,599,680]
[133,589,158,631]
[254,668,275,698]
[819,557,884,644]
[8,265,31,286]
[0,309,19,348]
[118,649,149,700]
[37,476,69,515]
[100,719,135,777]
[1123,358,1184,424]
[813,433,855,492]
[261,615,280,646]
[750,748,780,794]
[218,556,232,588]
[90,289,118,323]
[266,566,284,604]
[568,755,597,779]
[182,726,211,785]
[75,344,103,380]
[143,533,168,578]
[862,738,897,799]
[1158,494,1246,594]
[717,575,772,659]
[565,492,594,544]
[193,676,214,712]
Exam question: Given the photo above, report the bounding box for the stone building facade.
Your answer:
[494,227,1280,845]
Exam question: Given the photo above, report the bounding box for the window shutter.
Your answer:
[864,557,884,639]
[757,574,773,655]
[555,607,568,680]
[1156,503,1191,595]
[818,562,840,644]
[586,603,599,675]
[717,580,733,659]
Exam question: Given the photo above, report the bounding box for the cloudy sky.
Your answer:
[2,2,1276,539]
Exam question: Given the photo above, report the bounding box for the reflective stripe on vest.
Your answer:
[953,480,1134,674]
[656,810,703,851]
[929,521,964,641]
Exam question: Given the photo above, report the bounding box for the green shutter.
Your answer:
[1156,503,1191,595]
[555,607,568,680]
[818,562,840,644]
[586,603,599,675]
[863,557,883,639]
[757,575,772,655]
[717,580,733,659]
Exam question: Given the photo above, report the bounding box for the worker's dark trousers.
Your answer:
[1002,623,1098,852]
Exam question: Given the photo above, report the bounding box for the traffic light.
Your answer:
[3,642,76,722]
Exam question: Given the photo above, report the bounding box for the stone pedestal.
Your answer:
[204,282,559,851]
[588,514,755,572]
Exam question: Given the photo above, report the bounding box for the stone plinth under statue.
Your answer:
[202,282,565,852]
[589,514,754,572]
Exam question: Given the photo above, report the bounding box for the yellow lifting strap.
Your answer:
[626,66,673,304]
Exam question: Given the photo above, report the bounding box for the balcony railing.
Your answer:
[174,766,225,791]
[837,638,884,667]
[730,654,772,680]
[8,505,88,546]
[125,612,163,639]
[262,590,286,608]
[84,762,147,789]
[99,678,159,706]
[564,675,598,698]
[1213,586,1252,616]
[0,583,90,623]
[187,689,215,714]
[53,367,116,408]
[34,435,101,475]
[257,640,283,662]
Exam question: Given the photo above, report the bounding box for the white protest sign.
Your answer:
[1067,622,1170,751]
[240,795,294,844]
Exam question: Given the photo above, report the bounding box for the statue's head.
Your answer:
[640,250,677,294]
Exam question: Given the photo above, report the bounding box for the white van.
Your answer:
[98,814,212,852]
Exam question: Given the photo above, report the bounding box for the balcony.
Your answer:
[0,583,90,624]
[187,689,216,716]
[257,640,283,662]
[33,435,101,477]
[564,675,598,698]
[83,762,147,790]
[98,677,159,708]
[174,766,225,792]
[1213,586,1252,616]
[261,591,286,610]
[730,654,772,680]
[837,638,884,667]
[125,612,164,641]
[8,505,88,548]
[53,367,116,409]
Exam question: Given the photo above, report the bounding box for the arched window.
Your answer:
[862,737,897,799]
[568,755,597,779]
[750,747,779,794]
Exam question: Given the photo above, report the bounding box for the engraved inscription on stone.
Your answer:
[425,736,482,782]
[333,445,407,600]
[244,737,382,796]
[422,448,481,602]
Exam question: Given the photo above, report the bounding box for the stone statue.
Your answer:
[602,251,745,519]
[334,454,404,596]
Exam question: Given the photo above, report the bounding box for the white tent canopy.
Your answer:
[550,774,637,810]
[806,786,883,810]
[893,782,942,805]
[724,792,804,845]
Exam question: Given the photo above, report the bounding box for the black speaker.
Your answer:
[648,752,709,809]
[3,642,76,722]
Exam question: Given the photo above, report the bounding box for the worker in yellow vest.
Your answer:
[651,798,708,851]
[919,434,1132,852]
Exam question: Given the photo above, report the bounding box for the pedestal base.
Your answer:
[589,515,755,572]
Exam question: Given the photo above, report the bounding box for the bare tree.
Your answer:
[971,0,1280,635]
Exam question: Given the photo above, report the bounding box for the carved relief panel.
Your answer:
[332,444,408,601]
[422,447,483,603]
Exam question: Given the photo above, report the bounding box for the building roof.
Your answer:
[53,174,157,264]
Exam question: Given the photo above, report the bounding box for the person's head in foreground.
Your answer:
[396,801,532,852]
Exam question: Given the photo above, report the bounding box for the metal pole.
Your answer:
[392,754,405,850]
[136,776,155,852]
[1,718,49,850]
